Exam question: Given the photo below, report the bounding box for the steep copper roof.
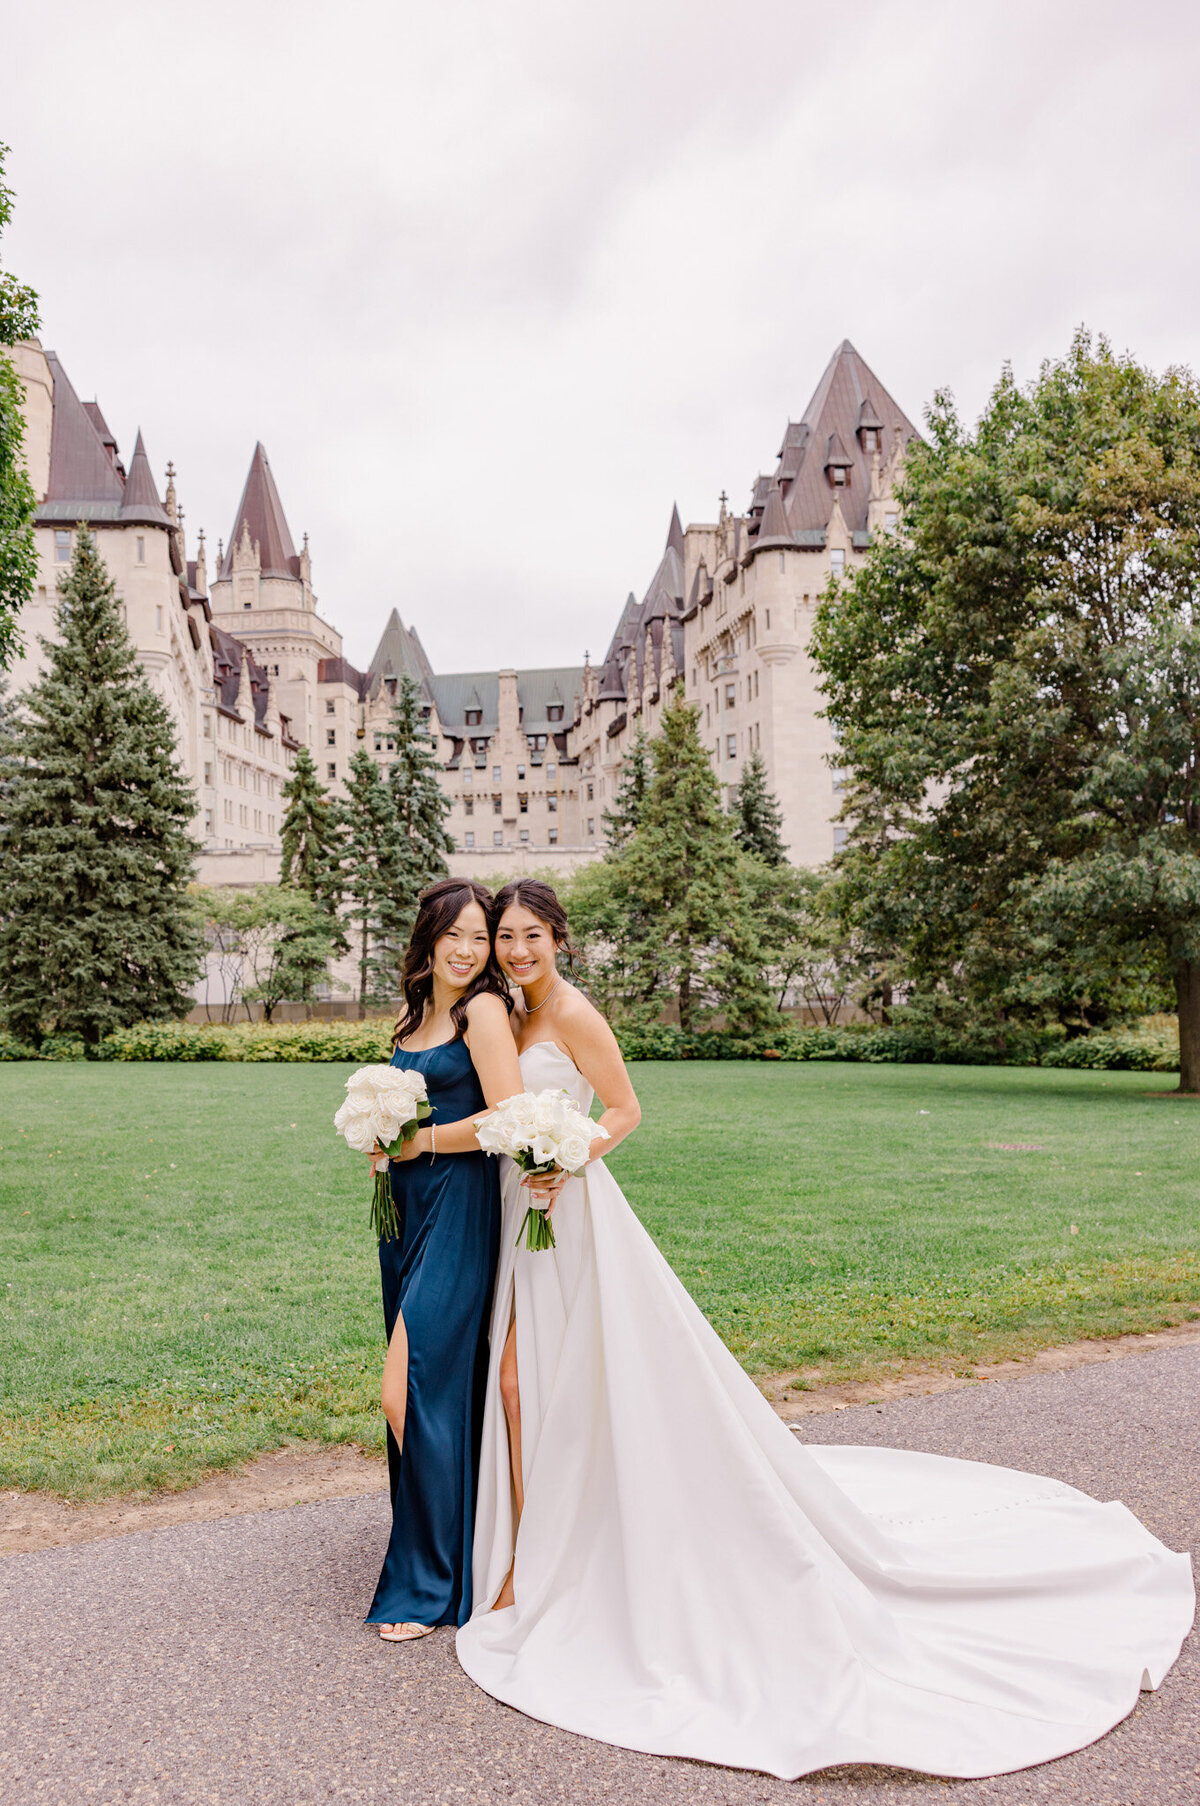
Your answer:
[121,430,172,527]
[220,443,301,580]
[39,352,126,517]
[774,340,920,538]
[755,479,792,547]
[318,655,370,699]
[82,401,123,476]
[210,622,272,727]
[366,607,436,698]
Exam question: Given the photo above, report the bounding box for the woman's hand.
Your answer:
[394,1127,431,1164]
[522,1165,569,1215]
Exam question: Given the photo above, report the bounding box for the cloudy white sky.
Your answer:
[3,0,1199,672]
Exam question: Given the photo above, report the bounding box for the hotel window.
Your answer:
[863,429,879,454]
[204,808,213,834]
[586,783,594,802]
[519,829,530,843]
[492,795,502,814]
[203,714,212,738]
[546,762,556,779]
[54,530,71,562]
[724,683,735,709]
[464,797,473,816]
[273,664,280,676]
[462,831,474,849]
[374,736,382,751]
[239,804,248,826]
[832,465,848,486]
[833,826,849,852]
[885,511,899,532]
[587,818,595,835]
[547,795,557,812]
[204,763,213,787]
[326,700,335,713]
[155,605,164,633]
[726,734,737,761]
[254,810,262,830]
[137,536,146,563]
[386,737,395,752]
[326,729,336,746]
[465,709,481,727]
[517,764,525,780]
[548,827,558,845]
[327,762,337,780]
[493,765,501,783]
[548,705,563,721]
[493,830,503,847]
[830,549,845,575]
[518,794,528,814]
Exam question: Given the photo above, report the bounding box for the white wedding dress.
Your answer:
[455,1041,1194,1780]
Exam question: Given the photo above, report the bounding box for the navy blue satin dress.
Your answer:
[366,1035,500,1627]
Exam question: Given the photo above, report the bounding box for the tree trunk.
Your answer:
[358,920,368,1022]
[1174,958,1200,1093]
[678,969,692,1035]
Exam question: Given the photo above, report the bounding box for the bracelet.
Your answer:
[429,1122,437,1162]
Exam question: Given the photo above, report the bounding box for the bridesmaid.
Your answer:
[366,879,521,1643]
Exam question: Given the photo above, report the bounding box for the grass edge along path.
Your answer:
[2,1060,1198,1500]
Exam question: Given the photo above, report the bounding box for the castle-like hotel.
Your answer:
[10,339,919,882]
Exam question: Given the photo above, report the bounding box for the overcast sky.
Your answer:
[4,0,1199,673]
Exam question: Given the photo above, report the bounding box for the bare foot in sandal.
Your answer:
[378,1621,435,1642]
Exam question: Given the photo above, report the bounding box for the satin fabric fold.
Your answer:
[456,1041,1194,1780]
[366,1036,499,1629]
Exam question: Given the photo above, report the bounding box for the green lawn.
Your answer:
[1,1061,1197,1498]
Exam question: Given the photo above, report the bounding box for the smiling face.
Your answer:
[432,899,492,993]
[495,902,559,989]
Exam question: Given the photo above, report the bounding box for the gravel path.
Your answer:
[2,1347,1196,1806]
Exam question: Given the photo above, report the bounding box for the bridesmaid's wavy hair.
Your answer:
[493,879,579,970]
[393,879,513,1048]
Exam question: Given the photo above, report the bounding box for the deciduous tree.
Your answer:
[812,330,1200,1089]
[0,143,39,672]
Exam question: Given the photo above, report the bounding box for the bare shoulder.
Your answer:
[556,983,618,1048]
[464,991,514,1034]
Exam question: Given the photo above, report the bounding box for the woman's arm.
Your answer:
[395,993,522,1160]
[559,992,641,1160]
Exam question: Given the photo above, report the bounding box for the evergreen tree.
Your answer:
[616,689,773,1032]
[602,723,652,851]
[0,528,202,1046]
[335,748,421,1016]
[0,143,40,672]
[387,675,453,915]
[731,749,787,865]
[280,746,343,906]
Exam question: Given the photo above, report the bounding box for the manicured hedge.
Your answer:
[1,1015,1179,1072]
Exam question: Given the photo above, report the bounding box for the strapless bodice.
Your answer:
[517,1040,594,1117]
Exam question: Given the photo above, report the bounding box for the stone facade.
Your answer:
[572,341,919,866]
[7,335,918,903]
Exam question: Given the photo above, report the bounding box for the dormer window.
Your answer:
[547,704,563,722]
[863,430,878,454]
[832,465,848,486]
[465,709,481,726]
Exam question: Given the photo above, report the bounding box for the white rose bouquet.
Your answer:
[474,1088,608,1251]
[334,1064,431,1240]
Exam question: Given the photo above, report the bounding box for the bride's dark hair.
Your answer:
[393,879,513,1048]
[493,879,579,969]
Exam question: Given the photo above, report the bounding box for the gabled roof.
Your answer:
[772,340,921,538]
[366,607,436,697]
[39,352,126,519]
[755,480,792,546]
[121,430,172,527]
[220,443,300,580]
[209,622,272,727]
[428,666,585,733]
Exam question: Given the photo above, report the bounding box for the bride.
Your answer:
[455,879,1194,1781]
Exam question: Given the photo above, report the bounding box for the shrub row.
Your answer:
[1,1016,1179,1072]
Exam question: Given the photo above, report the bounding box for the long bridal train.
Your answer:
[455,1042,1194,1781]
